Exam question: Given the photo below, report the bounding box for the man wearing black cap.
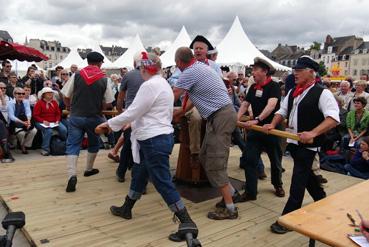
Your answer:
[238,56,285,201]
[190,35,222,75]
[264,55,340,234]
[61,51,114,193]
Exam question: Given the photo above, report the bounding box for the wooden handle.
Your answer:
[237,116,310,142]
[248,124,300,141]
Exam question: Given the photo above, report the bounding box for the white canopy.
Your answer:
[91,43,115,69]
[53,47,87,70]
[216,16,291,71]
[160,26,191,68]
[10,60,41,77]
[112,34,146,69]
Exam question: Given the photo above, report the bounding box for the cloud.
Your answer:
[1,0,369,52]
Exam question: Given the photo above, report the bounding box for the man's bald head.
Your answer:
[175,47,194,64]
[175,47,195,71]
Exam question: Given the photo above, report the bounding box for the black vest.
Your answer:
[70,73,107,117]
[287,85,325,147]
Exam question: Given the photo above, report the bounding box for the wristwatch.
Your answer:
[255,116,260,123]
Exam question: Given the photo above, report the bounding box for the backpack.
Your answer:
[50,135,66,155]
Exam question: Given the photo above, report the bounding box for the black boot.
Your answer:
[168,207,198,242]
[110,196,137,219]
[1,141,14,163]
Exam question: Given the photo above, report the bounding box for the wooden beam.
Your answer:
[238,116,304,142]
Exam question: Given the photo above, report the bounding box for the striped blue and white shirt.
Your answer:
[177,61,231,118]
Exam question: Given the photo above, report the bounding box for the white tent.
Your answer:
[11,60,41,76]
[216,16,291,71]
[112,34,146,69]
[53,47,87,70]
[91,43,115,69]
[160,26,192,68]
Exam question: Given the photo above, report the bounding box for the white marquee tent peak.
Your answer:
[54,47,87,70]
[216,16,291,71]
[91,43,115,69]
[112,34,146,69]
[160,26,192,68]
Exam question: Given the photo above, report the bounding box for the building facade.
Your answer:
[349,42,369,80]
[271,44,308,68]
[26,39,70,69]
[321,35,363,77]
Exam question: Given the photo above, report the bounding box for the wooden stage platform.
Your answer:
[0,145,362,247]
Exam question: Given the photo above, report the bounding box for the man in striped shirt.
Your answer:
[174,47,240,220]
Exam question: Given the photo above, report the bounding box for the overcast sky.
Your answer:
[2,0,369,51]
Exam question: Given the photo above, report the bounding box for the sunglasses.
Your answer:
[0,87,6,89]
[61,73,69,75]
[15,93,25,95]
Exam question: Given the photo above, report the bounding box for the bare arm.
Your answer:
[103,102,113,110]
[237,101,250,120]
[257,98,278,121]
[173,87,185,102]
[116,90,126,113]
[355,129,367,140]
[63,96,71,111]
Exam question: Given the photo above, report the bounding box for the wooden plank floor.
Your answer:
[0,145,362,247]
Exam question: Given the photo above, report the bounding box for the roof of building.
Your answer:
[357,41,369,50]
[0,30,13,42]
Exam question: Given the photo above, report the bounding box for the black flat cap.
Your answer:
[87,51,104,63]
[293,55,319,72]
[190,35,214,50]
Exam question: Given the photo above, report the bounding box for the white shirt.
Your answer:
[61,73,114,103]
[108,75,174,162]
[276,85,340,149]
[0,95,10,123]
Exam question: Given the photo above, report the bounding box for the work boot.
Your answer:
[1,142,14,163]
[66,176,77,192]
[207,207,238,220]
[270,221,291,234]
[169,207,198,242]
[316,174,328,184]
[110,196,137,219]
[238,191,257,202]
[274,186,285,197]
[215,190,243,208]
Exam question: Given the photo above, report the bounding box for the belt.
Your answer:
[207,104,231,121]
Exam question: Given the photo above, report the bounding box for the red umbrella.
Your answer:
[0,41,49,62]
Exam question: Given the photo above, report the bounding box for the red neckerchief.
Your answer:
[292,80,316,98]
[254,76,272,90]
[43,99,54,110]
[79,65,105,85]
[182,59,198,111]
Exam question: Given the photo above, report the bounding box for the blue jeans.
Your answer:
[35,122,67,152]
[66,116,104,155]
[344,164,369,179]
[128,134,184,212]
